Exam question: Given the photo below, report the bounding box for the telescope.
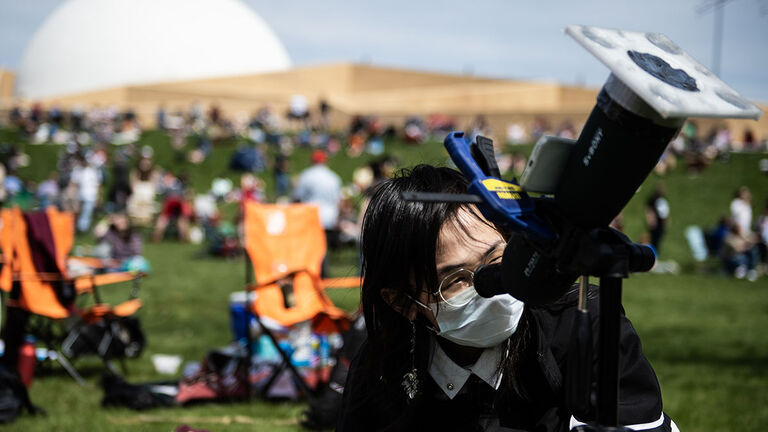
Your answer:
[404,25,762,431]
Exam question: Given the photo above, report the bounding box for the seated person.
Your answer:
[704,216,729,256]
[720,220,760,281]
[338,165,678,431]
[97,213,143,261]
[153,173,192,242]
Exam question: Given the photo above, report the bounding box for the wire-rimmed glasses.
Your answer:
[434,246,504,307]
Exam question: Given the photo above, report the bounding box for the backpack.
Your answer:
[300,314,366,430]
[0,364,44,424]
[62,316,146,360]
[101,372,178,411]
[300,360,349,430]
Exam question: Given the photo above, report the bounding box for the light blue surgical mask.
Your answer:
[410,287,524,348]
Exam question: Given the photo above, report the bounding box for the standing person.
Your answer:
[236,173,265,235]
[757,200,768,274]
[127,149,160,227]
[644,183,670,255]
[0,164,6,206]
[156,104,167,131]
[107,152,132,212]
[293,150,342,274]
[287,94,310,129]
[318,98,331,130]
[36,172,59,209]
[337,165,677,431]
[71,156,102,232]
[293,150,342,233]
[273,151,290,199]
[730,186,753,238]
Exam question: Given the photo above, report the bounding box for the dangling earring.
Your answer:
[401,321,419,400]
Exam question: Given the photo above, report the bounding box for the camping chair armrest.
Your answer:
[74,271,144,297]
[321,277,363,289]
[246,269,311,291]
[68,256,114,269]
[247,274,362,291]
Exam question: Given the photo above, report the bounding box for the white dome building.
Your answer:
[16,0,291,99]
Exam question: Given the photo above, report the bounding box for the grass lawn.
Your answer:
[2,127,768,431]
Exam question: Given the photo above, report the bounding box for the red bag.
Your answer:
[176,349,248,404]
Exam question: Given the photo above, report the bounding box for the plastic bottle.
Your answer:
[310,334,321,368]
[318,335,330,368]
[228,291,248,343]
[18,335,37,388]
[318,334,331,382]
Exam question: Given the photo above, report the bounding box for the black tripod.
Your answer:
[564,227,655,432]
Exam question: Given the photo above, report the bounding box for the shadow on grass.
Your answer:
[35,358,142,380]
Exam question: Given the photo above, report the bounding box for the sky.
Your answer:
[1,0,767,101]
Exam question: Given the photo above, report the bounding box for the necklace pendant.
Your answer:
[401,368,419,400]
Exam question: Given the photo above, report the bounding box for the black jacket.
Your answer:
[337,291,675,432]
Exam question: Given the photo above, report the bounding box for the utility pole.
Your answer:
[711,0,725,76]
[698,0,732,77]
[698,0,768,76]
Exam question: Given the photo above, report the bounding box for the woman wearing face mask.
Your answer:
[337,165,677,432]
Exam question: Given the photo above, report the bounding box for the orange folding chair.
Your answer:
[243,202,359,398]
[0,207,143,382]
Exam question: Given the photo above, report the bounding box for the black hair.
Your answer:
[355,164,529,427]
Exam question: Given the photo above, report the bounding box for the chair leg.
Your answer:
[104,359,121,376]
[118,357,129,376]
[251,313,316,400]
[260,361,287,398]
[48,350,87,388]
[97,327,114,358]
[98,321,132,376]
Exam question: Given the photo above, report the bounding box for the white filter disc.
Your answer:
[566,25,762,120]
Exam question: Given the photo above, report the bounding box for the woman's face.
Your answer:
[414,207,506,329]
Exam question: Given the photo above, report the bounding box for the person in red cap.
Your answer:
[311,149,328,164]
[293,149,342,275]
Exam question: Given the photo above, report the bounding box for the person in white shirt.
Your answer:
[293,150,342,276]
[755,200,768,276]
[293,150,342,232]
[730,186,753,237]
[71,157,102,232]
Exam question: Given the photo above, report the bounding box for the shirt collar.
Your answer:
[428,336,505,400]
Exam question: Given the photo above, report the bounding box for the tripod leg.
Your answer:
[567,276,594,419]
[597,276,622,426]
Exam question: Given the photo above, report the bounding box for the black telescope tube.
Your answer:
[555,74,684,229]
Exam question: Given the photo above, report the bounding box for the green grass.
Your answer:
[11,241,363,432]
[2,127,768,431]
[624,273,768,432]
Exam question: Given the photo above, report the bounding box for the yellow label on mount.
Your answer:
[481,179,522,200]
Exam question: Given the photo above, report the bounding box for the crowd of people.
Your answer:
[652,121,767,177]
[0,100,766,283]
[647,181,768,281]
[0,100,419,266]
